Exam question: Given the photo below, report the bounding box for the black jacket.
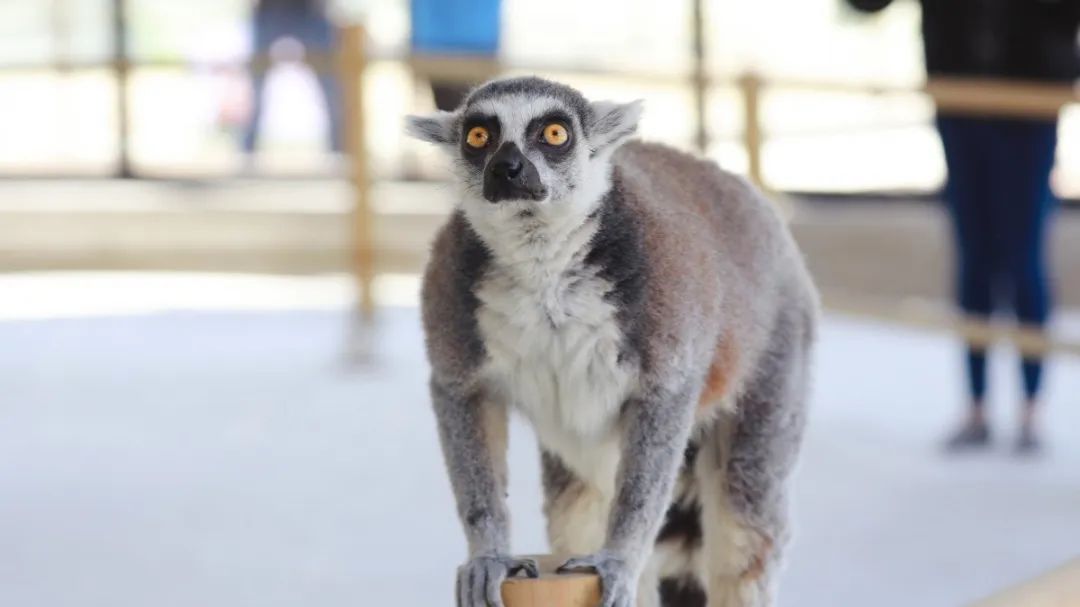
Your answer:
[848,0,1080,82]
[256,0,326,15]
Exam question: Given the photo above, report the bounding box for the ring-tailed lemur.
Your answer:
[407,76,818,607]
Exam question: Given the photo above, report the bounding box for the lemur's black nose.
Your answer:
[489,143,526,181]
[492,157,524,179]
[483,142,545,203]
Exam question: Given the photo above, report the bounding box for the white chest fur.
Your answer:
[473,219,635,494]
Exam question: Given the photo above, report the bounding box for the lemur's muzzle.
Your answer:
[483,142,546,203]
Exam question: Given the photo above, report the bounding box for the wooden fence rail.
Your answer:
[333,23,1080,357]
[5,22,1075,355]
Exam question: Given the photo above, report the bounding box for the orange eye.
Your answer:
[466,126,489,148]
[543,123,569,146]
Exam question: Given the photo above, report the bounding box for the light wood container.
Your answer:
[969,558,1080,607]
[501,555,601,607]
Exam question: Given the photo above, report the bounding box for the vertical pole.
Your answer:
[739,72,764,189]
[51,0,69,68]
[52,0,71,158]
[112,0,133,178]
[690,0,709,153]
[338,23,375,321]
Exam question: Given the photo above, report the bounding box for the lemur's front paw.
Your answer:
[455,554,539,607]
[558,550,637,607]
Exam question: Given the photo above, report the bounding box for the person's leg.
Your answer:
[431,82,472,112]
[937,116,996,447]
[299,14,343,153]
[242,10,281,154]
[994,119,1058,451]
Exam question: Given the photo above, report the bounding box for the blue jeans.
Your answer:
[243,8,342,153]
[936,116,1058,403]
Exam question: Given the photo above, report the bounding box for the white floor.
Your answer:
[1,288,1079,606]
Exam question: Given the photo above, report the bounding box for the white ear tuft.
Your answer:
[405,111,457,145]
[588,99,644,153]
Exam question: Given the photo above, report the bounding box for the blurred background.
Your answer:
[1,1,1078,606]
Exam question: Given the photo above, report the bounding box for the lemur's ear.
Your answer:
[405,111,457,146]
[587,99,644,153]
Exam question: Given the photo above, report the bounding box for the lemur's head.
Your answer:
[407,77,642,207]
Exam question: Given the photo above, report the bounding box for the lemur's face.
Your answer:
[407,77,642,207]
[456,97,578,203]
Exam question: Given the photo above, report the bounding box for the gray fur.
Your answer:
[421,211,491,385]
[405,110,456,146]
[587,99,645,154]
[465,76,593,124]
[413,76,818,607]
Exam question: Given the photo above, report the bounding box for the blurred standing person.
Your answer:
[243,0,342,156]
[404,0,501,180]
[409,0,502,111]
[847,0,1080,453]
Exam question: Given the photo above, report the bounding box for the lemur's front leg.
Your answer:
[430,380,539,607]
[560,385,697,607]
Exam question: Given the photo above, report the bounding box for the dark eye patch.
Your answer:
[526,112,575,163]
[460,113,501,170]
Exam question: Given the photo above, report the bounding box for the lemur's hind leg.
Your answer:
[697,323,810,607]
[542,450,672,604]
[540,450,609,555]
[654,443,707,607]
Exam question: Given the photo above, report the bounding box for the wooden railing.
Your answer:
[5,21,1076,355]
[335,23,1080,358]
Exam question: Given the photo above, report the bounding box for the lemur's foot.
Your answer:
[455,554,539,607]
[558,550,637,607]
